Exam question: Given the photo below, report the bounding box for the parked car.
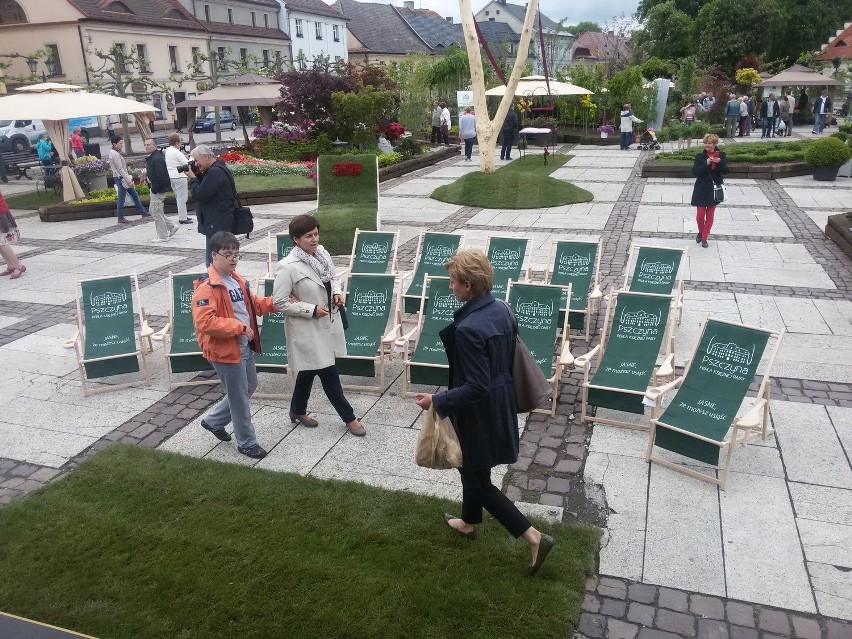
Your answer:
[193,110,238,132]
[0,119,47,152]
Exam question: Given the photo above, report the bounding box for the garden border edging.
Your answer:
[641,159,811,179]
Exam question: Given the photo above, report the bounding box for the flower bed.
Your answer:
[221,152,317,180]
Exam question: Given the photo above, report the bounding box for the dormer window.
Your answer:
[106,1,132,12]
[0,0,27,24]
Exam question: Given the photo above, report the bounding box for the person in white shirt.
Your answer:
[439,102,451,145]
[164,133,193,224]
[458,107,477,160]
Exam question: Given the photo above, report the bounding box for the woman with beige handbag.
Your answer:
[414,249,554,575]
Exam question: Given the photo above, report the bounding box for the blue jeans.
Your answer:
[762,117,776,137]
[115,181,147,220]
[463,137,475,159]
[620,131,632,150]
[500,131,515,159]
[813,113,825,133]
[207,337,259,449]
[290,365,355,424]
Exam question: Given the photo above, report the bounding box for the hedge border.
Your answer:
[641,159,811,179]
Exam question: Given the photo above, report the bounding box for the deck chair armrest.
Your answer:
[645,375,684,401]
[590,285,603,300]
[558,341,574,368]
[62,330,79,350]
[394,326,419,349]
[735,398,767,431]
[151,323,171,342]
[382,323,403,344]
[139,322,155,339]
[656,353,675,379]
[337,267,351,279]
[573,344,601,369]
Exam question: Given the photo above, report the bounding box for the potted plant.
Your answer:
[804,137,852,182]
[72,156,110,191]
[596,123,615,139]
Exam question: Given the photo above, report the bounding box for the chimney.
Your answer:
[403,1,414,9]
[446,15,453,22]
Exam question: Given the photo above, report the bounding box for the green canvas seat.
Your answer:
[267,232,294,276]
[506,281,573,416]
[486,235,530,299]
[398,231,464,319]
[544,239,602,341]
[65,274,154,396]
[645,317,784,489]
[575,290,676,429]
[621,243,686,325]
[336,273,400,392]
[399,275,463,396]
[253,278,291,399]
[340,228,399,276]
[152,272,214,389]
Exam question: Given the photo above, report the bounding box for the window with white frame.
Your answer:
[191,46,201,74]
[45,43,62,75]
[136,43,150,73]
[264,13,269,28]
[333,24,340,41]
[227,8,233,24]
[168,45,179,73]
[251,11,256,27]
[315,22,323,39]
[217,46,227,70]
[295,18,303,37]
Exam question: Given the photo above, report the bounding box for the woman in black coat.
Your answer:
[691,133,728,248]
[414,249,555,575]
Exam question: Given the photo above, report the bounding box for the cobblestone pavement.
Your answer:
[0,144,850,637]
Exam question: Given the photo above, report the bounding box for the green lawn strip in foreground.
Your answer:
[0,445,598,639]
[431,155,593,209]
[655,140,812,164]
[4,174,314,210]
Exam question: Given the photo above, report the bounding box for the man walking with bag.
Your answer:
[143,138,179,243]
[186,145,236,266]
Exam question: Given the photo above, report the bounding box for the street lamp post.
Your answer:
[26,57,56,82]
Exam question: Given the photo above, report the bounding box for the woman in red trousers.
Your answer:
[690,134,728,248]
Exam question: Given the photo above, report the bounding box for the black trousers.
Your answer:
[500,131,516,159]
[459,466,531,538]
[431,126,441,144]
[290,365,356,423]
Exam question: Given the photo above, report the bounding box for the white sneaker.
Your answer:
[152,237,169,243]
[168,226,179,237]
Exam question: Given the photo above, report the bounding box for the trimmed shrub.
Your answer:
[396,136,425,160]
[804,137,852,167]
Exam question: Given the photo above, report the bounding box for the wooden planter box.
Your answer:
[39,147,460,222]
[826,212,852,259]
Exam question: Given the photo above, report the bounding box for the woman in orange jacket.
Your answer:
[192,231,276,458]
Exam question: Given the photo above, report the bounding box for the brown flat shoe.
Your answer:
[346,419,366,436]
[443,513,475,538]
[289,412,318,428]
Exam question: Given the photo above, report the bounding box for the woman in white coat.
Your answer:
[273,215,366,436]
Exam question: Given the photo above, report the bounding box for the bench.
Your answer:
[1,151,41,180]
[151,135,190,153]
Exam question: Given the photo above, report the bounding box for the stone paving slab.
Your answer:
[641,184,771,207]
[632,204,792,237]
[783,186,852,209]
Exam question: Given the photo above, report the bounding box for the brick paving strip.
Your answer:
[1,149,851,636]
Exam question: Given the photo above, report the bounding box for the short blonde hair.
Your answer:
[168,132,182,146]
[703,133,720,146]
[444,249,493,297]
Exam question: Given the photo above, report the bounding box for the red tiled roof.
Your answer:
[204,23,290,41]
[68,0,205,30]
[815,21,852,61]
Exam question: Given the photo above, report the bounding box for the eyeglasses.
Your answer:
[215,252,241,260]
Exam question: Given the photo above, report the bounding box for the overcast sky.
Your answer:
[379,0,638,27]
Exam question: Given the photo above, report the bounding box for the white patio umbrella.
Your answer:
[15,82,84,93]
[485,75,593,97]
[0,91,158,201]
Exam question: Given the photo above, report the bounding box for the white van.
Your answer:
[0,119,47,152]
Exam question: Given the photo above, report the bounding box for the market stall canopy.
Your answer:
[173,81,282,108]
[15,82,84,93]
[0,90,159,119]
[485,75,593,97]
[756,64,843,87]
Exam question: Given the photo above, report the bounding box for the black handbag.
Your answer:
[223,167,254,238]
[713,182,726,204]
[499,300,553,413]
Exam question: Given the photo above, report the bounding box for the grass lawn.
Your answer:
[0,445,598,639]
[316,155,380,256]
[3,174,314,210]
[431,155,593,209]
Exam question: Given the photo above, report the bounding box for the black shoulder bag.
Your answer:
[222,166,254,238]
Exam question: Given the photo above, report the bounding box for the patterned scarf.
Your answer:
[293,245,336,283]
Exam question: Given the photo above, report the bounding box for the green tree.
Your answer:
[641,57,677,79]
[564,20,602,35]
[694,0,784,73]
[765,0,852,66]
[639,1,695,60]
[386,54,435,134]
[330,87,396,148]
[636,0,707,20]
[606,66,645,115]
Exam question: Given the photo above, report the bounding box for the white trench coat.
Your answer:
[272,250,346,374]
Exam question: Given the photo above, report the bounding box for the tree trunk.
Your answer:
[458,0,539,173]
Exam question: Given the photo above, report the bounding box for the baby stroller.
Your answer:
[637,127,661,151]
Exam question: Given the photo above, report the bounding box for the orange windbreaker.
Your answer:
[191,265,276,363]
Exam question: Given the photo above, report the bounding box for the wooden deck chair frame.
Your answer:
[151,271,216,390]
[64,273,154,397]
[253,277,292,400]
[485,235,531,300]
[397,274,462,398]
[506,280,573,417]
[644,316,784,490]
[397,230,465,325]
[266,231,294,277]
[621,242,687,326]
[543,239,603,342]
[337,273,402,393]
[575,289,677,430]
[337,228,400,279]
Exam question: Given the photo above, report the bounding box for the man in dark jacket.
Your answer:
[143,137,179,242]
[812,91,832,134]
[500,103,519,161]
[186,144,236,265]
[760,93,780,138]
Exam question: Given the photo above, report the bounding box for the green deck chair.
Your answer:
[622,243,686,325]
[645,317,784,490]
[576,290,676,429]
[65,274,154,397]
[486,235,530,299]
[153,272,214,389]
[339,228,399,277]
[336,273,400,393]
[506,281,573,416]
[544,239,602,342]
[253,277,291,398]
[398,231,464,320]
[399,275,463,396]
[267,232,294,276]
